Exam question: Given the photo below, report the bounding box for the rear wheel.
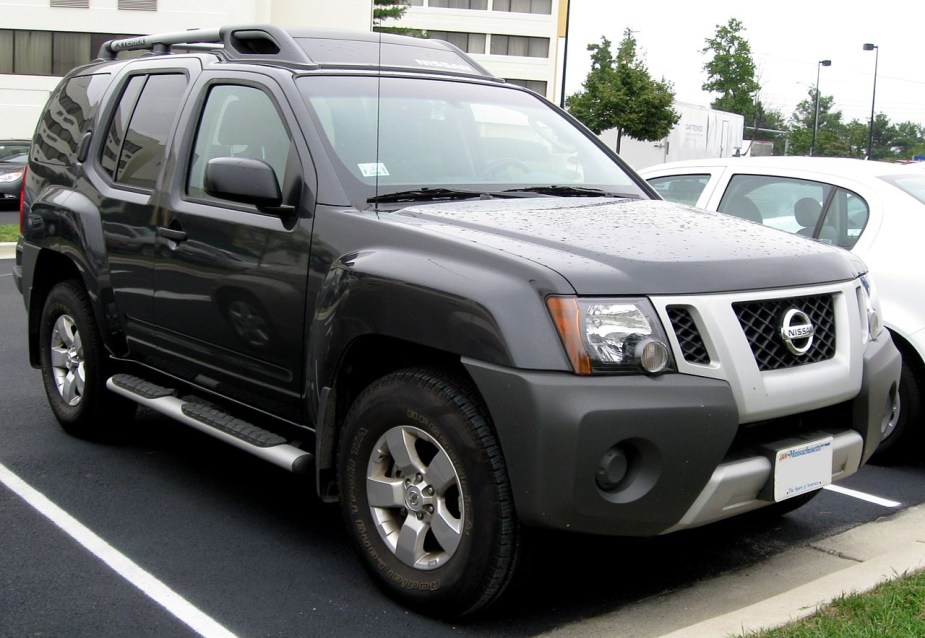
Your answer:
[337,368,520,620]
[39,280,136,437]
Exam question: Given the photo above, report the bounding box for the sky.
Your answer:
[562,1,925,127]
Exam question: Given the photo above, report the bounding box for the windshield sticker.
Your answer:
[359,163,390,177]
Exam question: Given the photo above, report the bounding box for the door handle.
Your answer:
[157,226,188,250]
[157,227,188,242]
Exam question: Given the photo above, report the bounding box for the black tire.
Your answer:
[38,280,137,438]
[337,368,520,620]
[869,358,921,465]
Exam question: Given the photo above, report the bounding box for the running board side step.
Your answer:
[107,374,313,474]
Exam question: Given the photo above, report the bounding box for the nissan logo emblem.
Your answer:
[780,308,815,355]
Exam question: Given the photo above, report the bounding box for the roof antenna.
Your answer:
[373,7,383,217]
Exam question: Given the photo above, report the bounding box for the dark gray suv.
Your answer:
[14,25,901,619]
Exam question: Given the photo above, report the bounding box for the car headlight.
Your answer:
[859,273,884,341]
[0,169,23,183]
[547,296,674,375]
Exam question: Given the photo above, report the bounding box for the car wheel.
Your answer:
[869,358,920,465]
[337,368,520,619]
[39,280,136,437]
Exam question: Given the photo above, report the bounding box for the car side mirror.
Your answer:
[204,157,283,209]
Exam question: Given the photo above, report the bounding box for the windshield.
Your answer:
[297,76,647,202]
[0,144,28,162]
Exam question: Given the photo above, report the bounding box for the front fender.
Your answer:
[307,246,574,393]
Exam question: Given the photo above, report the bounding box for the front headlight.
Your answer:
[0,169,23,183]
[859,273,884,341]
[547,296,674,375]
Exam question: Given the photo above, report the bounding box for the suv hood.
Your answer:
[388,197,865,295]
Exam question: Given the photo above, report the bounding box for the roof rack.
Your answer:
[99,28,222,59]
[97,26,310,63]
[97,25,497,79]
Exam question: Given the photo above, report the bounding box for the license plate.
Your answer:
[772,437,834,502]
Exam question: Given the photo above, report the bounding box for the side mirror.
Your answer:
[204,157,282,208]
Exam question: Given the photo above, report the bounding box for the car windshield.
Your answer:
[0,145,28,162]
[881,173,925,205]
[0,153,27,165]
[297,76,647,203]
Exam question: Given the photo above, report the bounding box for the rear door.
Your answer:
[94,62,198,328]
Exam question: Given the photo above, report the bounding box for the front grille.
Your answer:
[667,306,710,364]
[733,294,836,371]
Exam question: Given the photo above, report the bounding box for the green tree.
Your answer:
[843,120,871,159]
[747,103,788,155]
[701,18,760,119]
[788,87,847,157]
[867,113,895,161]
[373,0,424,36]
[566,30,679,153]
[891,121,925,160]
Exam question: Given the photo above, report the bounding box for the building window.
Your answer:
[427,31,486,54]
[492,0,552,14]
[490,35,549,58]
[0,29,141,77]
[506,79,547,95]
[416,0,488,8]
[118,0,157,9]
[0,32,10,74]
[14,31,53,75]
[51,0,90,7]
[53,32,92,75]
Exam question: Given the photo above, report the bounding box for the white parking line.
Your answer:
[0,462,238,638]
[824,484,902,508]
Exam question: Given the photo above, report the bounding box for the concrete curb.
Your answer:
[540,503,925,638]
[659,505,925,637]
[1,242,15,259]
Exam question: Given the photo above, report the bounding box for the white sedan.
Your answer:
[639,156,925,463]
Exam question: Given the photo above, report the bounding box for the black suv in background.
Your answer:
[14,25,901,619]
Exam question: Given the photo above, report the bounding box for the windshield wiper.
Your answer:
[367,187,529,204]
[501,185,638,198]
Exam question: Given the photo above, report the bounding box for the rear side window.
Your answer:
[718,174,867,249]
[33,73,111,166]
[100,73,187,189]
[718,174,833,232]
[647,174,709,206]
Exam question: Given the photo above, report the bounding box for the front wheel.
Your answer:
[337,368,520,620]
[38,280,136,437]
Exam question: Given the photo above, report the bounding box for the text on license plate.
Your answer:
[773,437,834,502]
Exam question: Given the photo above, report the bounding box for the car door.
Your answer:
[148,77,313,420]
[96,64,196,326]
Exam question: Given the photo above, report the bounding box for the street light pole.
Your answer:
[863,43,879,160]
[811,59,831,157]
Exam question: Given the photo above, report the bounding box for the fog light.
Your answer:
[637,339,670,375]
[596,445,628,491]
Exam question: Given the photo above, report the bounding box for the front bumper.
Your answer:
[463,333,900,537]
